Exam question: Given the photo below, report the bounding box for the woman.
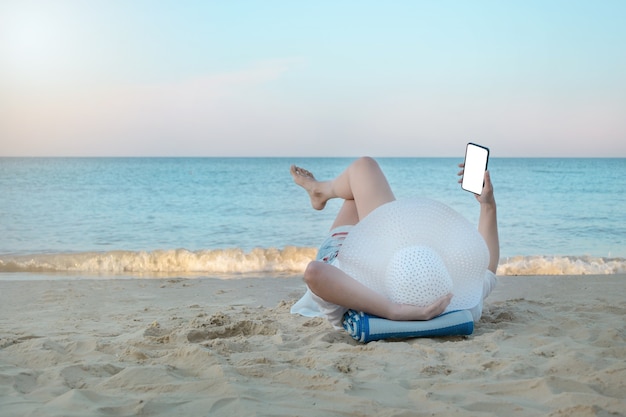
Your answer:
[290,157,499,329]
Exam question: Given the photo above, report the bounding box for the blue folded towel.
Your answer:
[342,309,474,343]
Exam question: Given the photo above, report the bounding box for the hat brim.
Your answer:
[335,197,489,311]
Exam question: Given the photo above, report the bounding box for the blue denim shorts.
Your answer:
[315,225,353,264]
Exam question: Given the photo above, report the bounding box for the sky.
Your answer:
[0,0,625,157]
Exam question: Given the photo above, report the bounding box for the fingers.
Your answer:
[482,170,493,193]
[436,293,452,312]
[457,163,465,175]
[395,293,453,321]
[423,293,452,320]
[457,162,465,183]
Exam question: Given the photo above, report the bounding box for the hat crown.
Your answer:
[385,245,452,306]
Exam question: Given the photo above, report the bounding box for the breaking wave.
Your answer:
[0,249,624,277]
[0,247,318,277]
[497,255,626,275]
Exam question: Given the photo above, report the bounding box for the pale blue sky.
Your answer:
[1,0,625,156]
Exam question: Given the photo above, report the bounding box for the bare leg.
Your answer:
[290,156,396,221]
[330,199,359,230]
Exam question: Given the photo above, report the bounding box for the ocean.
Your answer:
[1,157,624,279]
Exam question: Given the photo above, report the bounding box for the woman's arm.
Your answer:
[458,166,500,273]
[304,260,452,321]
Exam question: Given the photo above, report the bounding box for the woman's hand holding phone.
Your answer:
[458,143,495,205]
[460,143,490,196]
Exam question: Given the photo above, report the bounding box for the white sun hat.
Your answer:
[334,197,489,312]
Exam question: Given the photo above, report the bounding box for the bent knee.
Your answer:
[354,156,380,171]
[303,261,327,289]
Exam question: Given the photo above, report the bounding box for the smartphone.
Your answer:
[461,143,490,195]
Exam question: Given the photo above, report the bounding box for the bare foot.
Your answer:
[290,164,328,210]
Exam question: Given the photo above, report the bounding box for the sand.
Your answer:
[1,274,625,417]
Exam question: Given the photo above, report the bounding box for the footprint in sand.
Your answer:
[186,313,278,343]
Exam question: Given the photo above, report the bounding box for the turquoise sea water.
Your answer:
[1,157,624,278]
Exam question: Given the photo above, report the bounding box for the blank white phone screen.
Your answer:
[462,144,489,195]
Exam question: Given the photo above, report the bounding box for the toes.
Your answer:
[291,165,314,180]
[297,167,314,179]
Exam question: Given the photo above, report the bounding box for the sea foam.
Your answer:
[1,249,624,277]
[0,247,317,277]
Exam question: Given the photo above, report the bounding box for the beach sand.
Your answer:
[1,274,625,417]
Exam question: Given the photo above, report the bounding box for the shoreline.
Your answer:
[2,251,625,277]
[1,275,625,416]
